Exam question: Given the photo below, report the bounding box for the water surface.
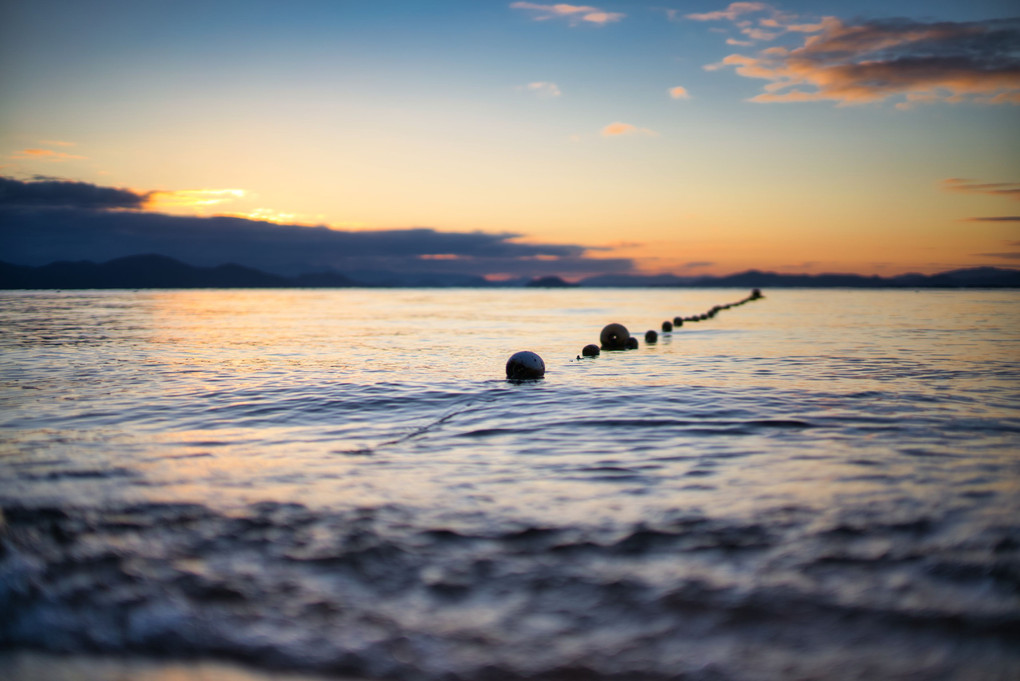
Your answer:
[1,288,1018,680]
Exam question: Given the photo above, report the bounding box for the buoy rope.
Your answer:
[508,288,764,379]
[575,288,765,360]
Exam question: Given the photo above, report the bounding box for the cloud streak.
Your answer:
[510,2,624,26]
[669,86,691,99]
[943,178,1020,200]
[703,14,1020,107]
[973,251,1020,259]
[11,148,86,161]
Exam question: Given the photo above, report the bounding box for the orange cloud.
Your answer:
[11,148,86,161]
[601,122,658,137]
[708,17,1020,107]
[510,2,624,26]
[669,86,690,99]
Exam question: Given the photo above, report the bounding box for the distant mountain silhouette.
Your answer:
[526,276,578,287]
[0,254,292,289]
[1,255,1018,289]
[578,267,1020,289]
[578,273,696,287]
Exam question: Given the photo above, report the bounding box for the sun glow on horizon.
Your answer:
[145,188,247,213]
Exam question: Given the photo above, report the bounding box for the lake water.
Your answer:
[1,288,1018,680]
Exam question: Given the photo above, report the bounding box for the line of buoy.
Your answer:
[506,288,764,380]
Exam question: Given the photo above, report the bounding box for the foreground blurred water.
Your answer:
[1,288,1018,680]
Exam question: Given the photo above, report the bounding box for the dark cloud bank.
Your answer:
[0,175,149,210]
[2,176,1018,288]
[0,176,632,283]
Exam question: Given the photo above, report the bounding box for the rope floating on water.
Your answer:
[507,288,765,380]
[578,288,765,360]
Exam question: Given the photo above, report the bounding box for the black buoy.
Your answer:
[673,316,683,327]
[750,288,763,300]
[600,323,630,350]
[506,351,545,380]
[581,344,600,357]
[626,337,639,350]
[645,330,657,343]
[661,320,673,332]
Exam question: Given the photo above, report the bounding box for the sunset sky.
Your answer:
[2,0,1018,279]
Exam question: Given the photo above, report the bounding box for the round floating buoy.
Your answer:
[581,344,600,357]
[673,316,683,327]
[600,323,630,350]
[626,337,639,350]
[645,330,657,343]
[506,350,545,380]
[661,320,673,332]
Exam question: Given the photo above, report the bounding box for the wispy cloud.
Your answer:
[11,148,86,161]
[962,216,1020,222]
[942,178,1020,200]
[703,16,1020,107]
[523,81,562,97]
[686,2,770,22]
[601,122,658,136]
[669,85,691,99]
[686,3,823,43]
[510,2,624,26]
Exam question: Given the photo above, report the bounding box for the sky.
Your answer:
[1,0,1018,279]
